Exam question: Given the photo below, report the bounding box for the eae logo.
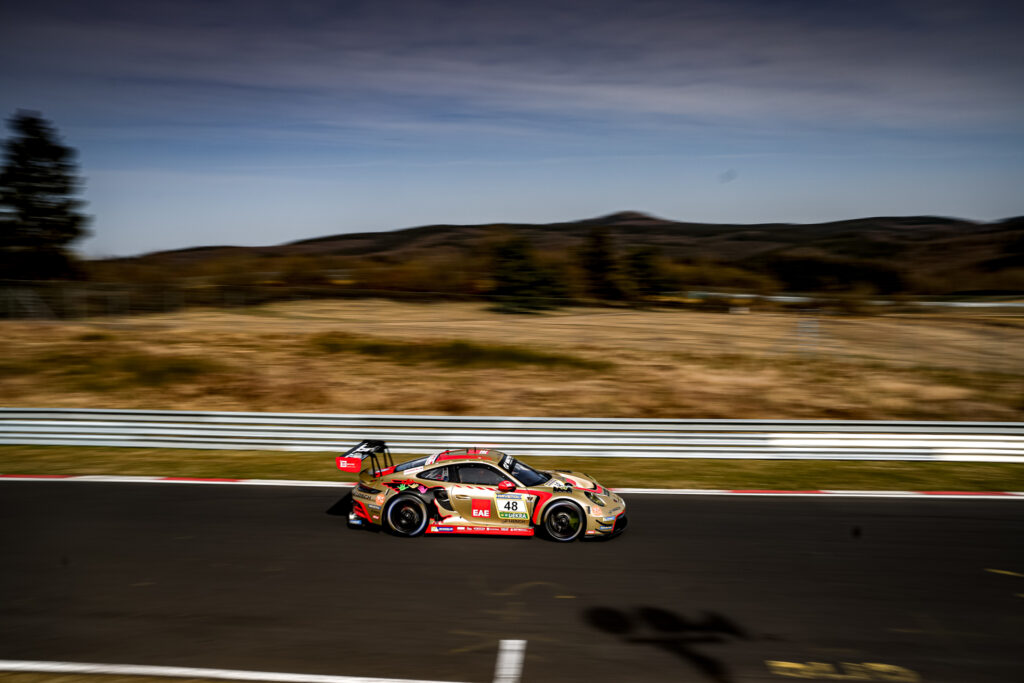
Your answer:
[471,499,491,518]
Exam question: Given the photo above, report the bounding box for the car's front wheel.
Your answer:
[384,494,429,537]
[543,501,585,542]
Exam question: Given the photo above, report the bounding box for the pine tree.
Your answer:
[624,246,666,297]
[489,236,566,312]
[0,110,90,279]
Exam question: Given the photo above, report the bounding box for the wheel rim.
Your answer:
[547,504,582,540]
[389,499,424,535]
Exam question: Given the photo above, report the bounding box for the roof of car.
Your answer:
[432,447,506,463]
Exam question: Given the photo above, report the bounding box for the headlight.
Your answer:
[583,490,606,507]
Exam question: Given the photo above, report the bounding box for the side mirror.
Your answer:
[498,480,517,493]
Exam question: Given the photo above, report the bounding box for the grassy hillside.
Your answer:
[86,212,1024,299]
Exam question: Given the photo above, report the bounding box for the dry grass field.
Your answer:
[1,299,1022,420]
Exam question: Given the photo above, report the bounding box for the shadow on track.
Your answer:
[325,492,352,516]
[584,606,749,683]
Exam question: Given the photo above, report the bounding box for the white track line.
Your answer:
[0,659,468,683]
[1,475,1022,498]
[492,640,527,683]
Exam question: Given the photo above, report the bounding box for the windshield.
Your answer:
[505,457,549,487]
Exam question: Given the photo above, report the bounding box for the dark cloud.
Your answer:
[5,0,1023,135]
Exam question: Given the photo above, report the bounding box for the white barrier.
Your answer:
[2,408,1023,462]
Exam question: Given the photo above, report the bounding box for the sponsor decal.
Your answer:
[551,481,572,492]
[383,479,428,494]
[336,456,362,472]
[500,454,515,471]
[586,530,597,535]
[471,498,492,518]
[597,525,614,532]
[461,526,533,536]
[496,493,529,521]
[433,526,454,532]
[375,494,386,505]
[367,503,381,511]
[591,506,603,516]
[602,516,617,523]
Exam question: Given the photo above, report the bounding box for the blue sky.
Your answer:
[2,0,1023,257]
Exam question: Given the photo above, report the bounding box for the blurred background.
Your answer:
[2,0,1023,422]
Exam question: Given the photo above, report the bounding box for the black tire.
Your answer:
[384,494,429,537]
[543,500,585,542]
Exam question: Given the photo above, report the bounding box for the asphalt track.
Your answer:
[1,483,1022,683]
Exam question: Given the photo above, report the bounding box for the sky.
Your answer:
[2,0,1023,257]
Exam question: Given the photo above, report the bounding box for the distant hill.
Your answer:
[98,212,1024,295]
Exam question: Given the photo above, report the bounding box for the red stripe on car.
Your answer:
[353,500,372,520]
[520,489,554,524]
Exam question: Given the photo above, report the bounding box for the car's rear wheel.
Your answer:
[384,494,429,537]
[543,501,585,542]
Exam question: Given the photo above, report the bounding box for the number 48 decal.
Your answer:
[496,493,529,521]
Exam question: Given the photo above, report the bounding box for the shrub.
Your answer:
[309,332,610,370]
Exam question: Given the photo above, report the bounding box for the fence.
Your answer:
[2,408,1023,463]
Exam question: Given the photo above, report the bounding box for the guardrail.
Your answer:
[2,408,1024,463]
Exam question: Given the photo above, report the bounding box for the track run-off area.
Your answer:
[1,481,1022,683]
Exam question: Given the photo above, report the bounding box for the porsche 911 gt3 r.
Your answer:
[336,440,626,541]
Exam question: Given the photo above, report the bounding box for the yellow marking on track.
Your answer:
[809,648,860,656]
[985,568,1024,578]
[765,661,921,681]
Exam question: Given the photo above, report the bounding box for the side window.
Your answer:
[419,466,449,482]
[456,464,505,486]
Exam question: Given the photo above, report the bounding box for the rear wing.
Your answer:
[336,439,393,475]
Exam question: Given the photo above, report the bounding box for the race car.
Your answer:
[336,440,626,541]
